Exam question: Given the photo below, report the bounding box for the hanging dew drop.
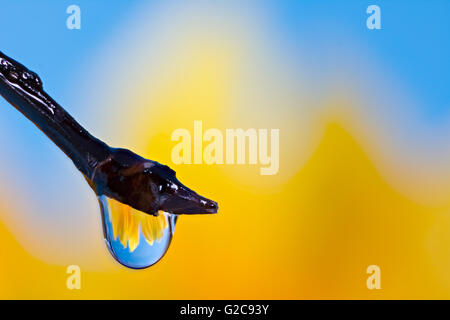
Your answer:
[98,195,178,269]
[0,51,218,270]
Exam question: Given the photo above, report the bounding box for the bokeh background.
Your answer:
[0,0,450,299]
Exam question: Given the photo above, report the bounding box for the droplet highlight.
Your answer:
[98,195,177,269]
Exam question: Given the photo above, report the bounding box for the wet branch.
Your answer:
[0,51,218,216]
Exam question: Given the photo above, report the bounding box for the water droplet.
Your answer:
[98,195,177,269]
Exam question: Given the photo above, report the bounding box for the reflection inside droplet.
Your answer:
[98,195,177,269]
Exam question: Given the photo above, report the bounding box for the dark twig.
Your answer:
[0,51,218,216]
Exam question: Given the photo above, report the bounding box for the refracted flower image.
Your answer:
[107,198,169,251]
[99,196,178,269]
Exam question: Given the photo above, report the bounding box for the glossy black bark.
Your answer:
[0,51,218,216]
